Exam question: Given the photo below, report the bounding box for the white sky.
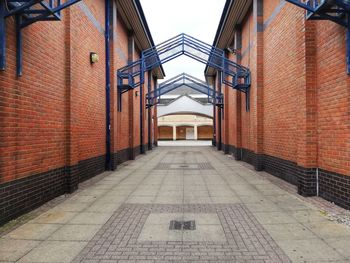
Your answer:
[140,0,226,81]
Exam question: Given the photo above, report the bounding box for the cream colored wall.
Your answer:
[158,115,213,127]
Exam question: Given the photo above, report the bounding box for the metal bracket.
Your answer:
[0,0,82,76]
[285,0,350,74]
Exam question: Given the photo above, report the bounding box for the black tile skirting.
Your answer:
[0,167,67,226]
[1,145,153,226]
[318,169,350,210]
[111,144,151,170]
[67,155,106,193]
[220,143,350,211]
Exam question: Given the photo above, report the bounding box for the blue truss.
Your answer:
[0,0,82,75]
[145,73,224,109]
[117,33,251,110]
[285,0,350,73]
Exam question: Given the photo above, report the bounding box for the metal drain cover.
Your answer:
[180,165,189,168]
[169,220,196,230]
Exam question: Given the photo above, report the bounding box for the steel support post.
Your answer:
[347,17,350,74]
[212,77,217,147]
[105,0,111,170]
[140,56,145,154]
[147,72,152,150]
[16,15,22,76]
[0,0,6,71]
[217,71,222,151]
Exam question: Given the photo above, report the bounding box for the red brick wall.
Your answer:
[115,15,130,152]
[240,9,255,152]
[315,21,349,175]
[133,49,141,149]
[217,0,350,177]
[0,1,159,186]
[0,7,68,182]
[72,1,106,162]
[262,2,300,162]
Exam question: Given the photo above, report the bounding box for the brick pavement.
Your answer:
[73,204,290,262]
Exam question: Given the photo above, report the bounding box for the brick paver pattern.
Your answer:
[73,204,290,262]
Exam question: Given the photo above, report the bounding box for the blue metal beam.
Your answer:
[146,73,223,109]
[117,33,251,107]
[0,0,6,71]
[1,0,82,75]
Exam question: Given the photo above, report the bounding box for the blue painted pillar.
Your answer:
[16,15,22,76]
[105,0,111,170]
[212,76,217,147]
[0,0,5,71]
[347,19,350,74]
[147,72,152,150]
[217,71,222,151]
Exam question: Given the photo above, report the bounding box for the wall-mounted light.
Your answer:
[135,91,139,97]
[90,52,99,64]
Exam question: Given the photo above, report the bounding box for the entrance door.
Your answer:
[186,128,195,140]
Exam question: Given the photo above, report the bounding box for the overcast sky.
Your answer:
[140,0,226,81]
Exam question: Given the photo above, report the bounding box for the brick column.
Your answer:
[65,7,79,193]
[223,53,230,154]
[253,0,264,171]
[147,72,153,150]
[296,19,318,196]
[234,28,242,161]
[128,32,135,160]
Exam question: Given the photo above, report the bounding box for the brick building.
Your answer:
[206,0,350,210]
[157,86,213,141]
[0,0,164,225]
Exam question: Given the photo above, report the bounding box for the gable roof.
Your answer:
[205,0,252,77]
[117,0,165,78]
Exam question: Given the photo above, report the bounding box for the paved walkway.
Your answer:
[1,146,350,263]
[157,141,212,146]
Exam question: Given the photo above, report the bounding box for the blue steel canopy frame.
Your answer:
[117,33,251,111]
[145,72,224,109]
[0,0,82,76]
[285,0,350,74]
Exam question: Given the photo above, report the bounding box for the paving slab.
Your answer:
[17,241,87,263]
[0,239,40,261]
[1,146,350,263]
[4,223,60,240]
[48,224,101,242]
[68,212,113,225]
[277,238,345,263]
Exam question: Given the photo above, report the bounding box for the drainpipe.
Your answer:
[217,71,222,151]
[148,71,152,150]
[105,0,111,170]
[212,76,217,147]
[140,54,144,154]
[316,168,319,196]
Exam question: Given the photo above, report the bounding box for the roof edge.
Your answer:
[134,0,165,78]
